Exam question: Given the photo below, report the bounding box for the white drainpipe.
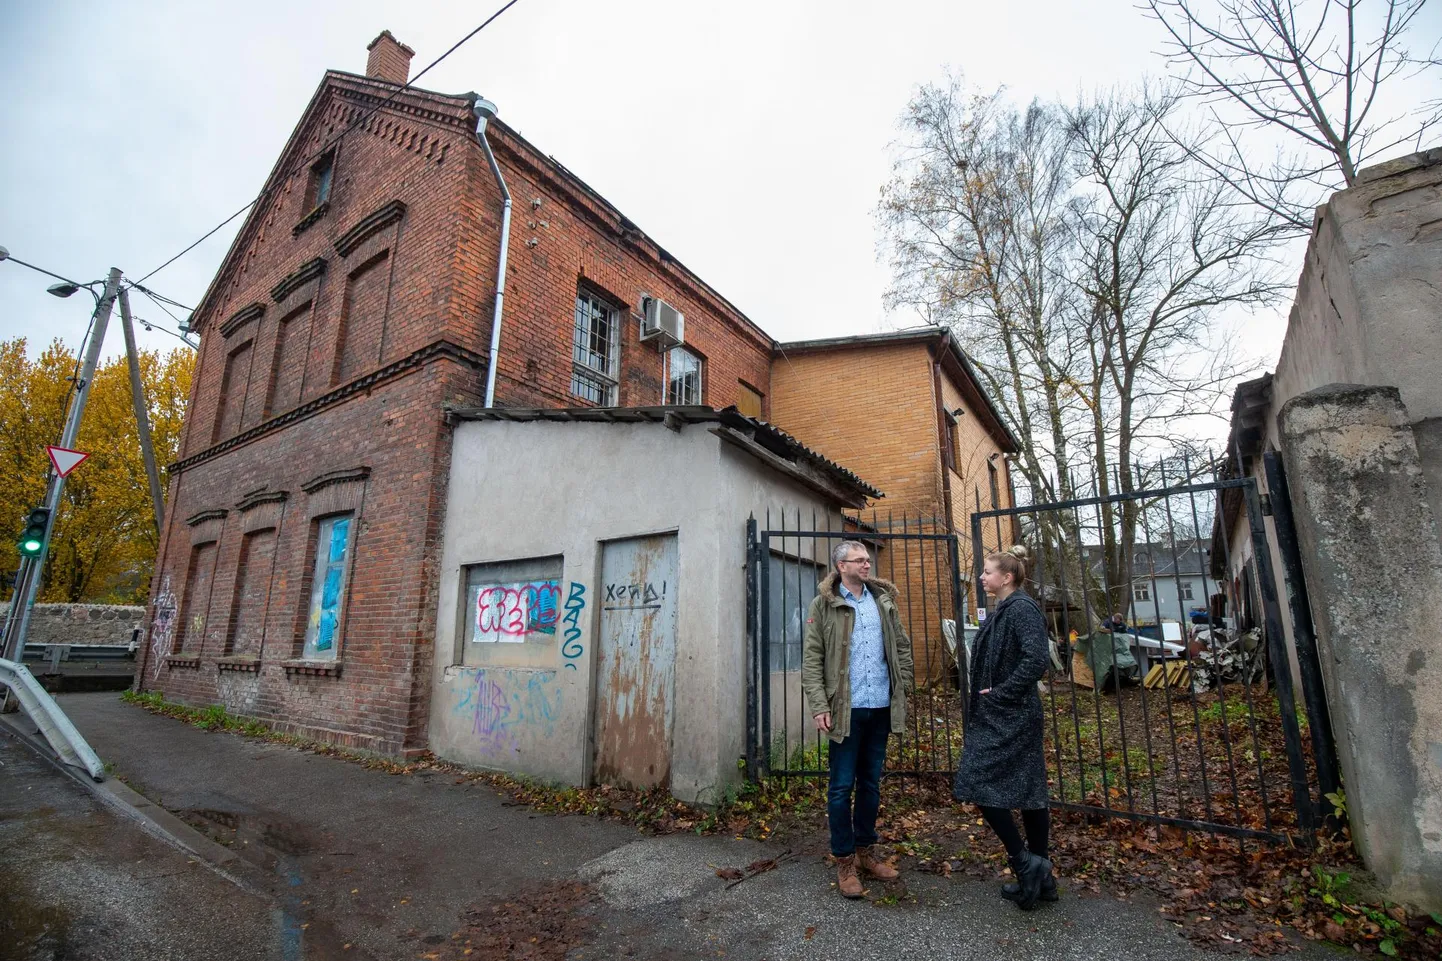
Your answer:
[474,97,511,408]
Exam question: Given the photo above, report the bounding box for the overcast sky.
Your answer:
[2,0,1437,381]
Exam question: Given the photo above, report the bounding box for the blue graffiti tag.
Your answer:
[561,581,586,670]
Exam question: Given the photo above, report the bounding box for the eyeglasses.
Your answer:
[841,557,871,566]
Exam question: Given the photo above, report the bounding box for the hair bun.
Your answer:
[1006,544,1030,562]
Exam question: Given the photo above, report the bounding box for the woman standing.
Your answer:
[953,545,1057,910]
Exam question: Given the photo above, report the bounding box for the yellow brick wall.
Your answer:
[770,343,944,514]
[770,341,1015,682]
[939,374,1017,618]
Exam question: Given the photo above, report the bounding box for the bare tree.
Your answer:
[880,80,1284,618]
[1066,86,1284,610]
[1146,0,1442,232]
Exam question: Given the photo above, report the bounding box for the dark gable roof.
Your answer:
[444,405,884,507]
[774,327,1021,454]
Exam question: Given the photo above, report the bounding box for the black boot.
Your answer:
[1001,871,1058,903]
[1006,852,1055,911]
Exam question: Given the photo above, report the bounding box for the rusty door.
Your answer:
[593,534,679,789]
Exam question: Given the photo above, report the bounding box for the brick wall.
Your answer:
[770,342,943,513]
[143,64,778,755]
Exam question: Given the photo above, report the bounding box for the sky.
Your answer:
[1,0,1437,380]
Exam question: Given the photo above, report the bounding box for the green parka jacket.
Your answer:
[800,572,915,743]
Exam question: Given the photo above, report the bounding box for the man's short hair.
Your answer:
[831,540,869,570]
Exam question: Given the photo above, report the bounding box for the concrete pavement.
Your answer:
[0,692,1335,960]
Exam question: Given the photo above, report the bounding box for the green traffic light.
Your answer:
[20,538,42,554]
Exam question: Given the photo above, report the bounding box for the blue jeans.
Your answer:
[827,706,891,857]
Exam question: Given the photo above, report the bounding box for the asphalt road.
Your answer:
[0,693,1341,960]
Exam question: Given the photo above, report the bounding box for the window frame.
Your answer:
[943,412,959,472]
[571,289,620,406]
[665,346,703,405]
[300,513,356,661]
[1133,583,1151,602]
[310,152,335,210]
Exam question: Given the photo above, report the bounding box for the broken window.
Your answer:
[302,514,353,660]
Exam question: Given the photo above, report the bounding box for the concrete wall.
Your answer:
[0,604,144,647]
[1271,148,1442,514]
[430,418,841,804]
[1279,385,1442,909]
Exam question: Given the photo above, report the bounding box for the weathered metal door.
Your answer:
[593,534,679,789]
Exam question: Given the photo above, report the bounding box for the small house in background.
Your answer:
[768,327,1021,681]
[430,406,878,803]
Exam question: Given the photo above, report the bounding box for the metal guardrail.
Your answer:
[0,656,106,781]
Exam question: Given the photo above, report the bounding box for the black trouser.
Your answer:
[979,806,1049,861]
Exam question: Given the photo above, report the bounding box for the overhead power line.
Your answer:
[130,0,525,290]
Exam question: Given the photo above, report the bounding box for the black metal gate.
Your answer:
[744,507,968,787]
[745,462,1340,846]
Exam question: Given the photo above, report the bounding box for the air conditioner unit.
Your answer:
[640,296,684,348]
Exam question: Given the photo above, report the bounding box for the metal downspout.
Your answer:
[474,99,511,408]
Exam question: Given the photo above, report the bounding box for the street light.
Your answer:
[47,282,81,298]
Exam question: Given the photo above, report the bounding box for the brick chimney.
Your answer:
[366,30,415,85]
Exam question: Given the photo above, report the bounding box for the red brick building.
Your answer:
[137,33,775,754]
[137,33,1016,758]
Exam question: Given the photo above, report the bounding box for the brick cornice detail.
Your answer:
[334,200,406,258]
[291,201,330,238]
[271,259,328,303]
[301,467,371,494]
[168,339,486,475]
[219,303,264,338]
[186,509,229,526]
[235,489,289,512]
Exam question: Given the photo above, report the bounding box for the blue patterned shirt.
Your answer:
[841,583,890,709]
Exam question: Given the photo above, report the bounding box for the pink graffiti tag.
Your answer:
[475,580,560,641]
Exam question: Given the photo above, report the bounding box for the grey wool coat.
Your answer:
[952,590,1050,810]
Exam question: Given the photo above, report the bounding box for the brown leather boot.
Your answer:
[835,854,864,898]
[857,845,899,880]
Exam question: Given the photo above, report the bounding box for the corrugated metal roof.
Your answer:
[445,404,885,500]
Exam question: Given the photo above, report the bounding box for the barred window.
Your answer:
[666,347,702,405]
[572,290,618,405]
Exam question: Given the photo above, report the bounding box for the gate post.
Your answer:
[947,533,970,718]
[1243,479,1318,838]
[1261,451,1342,809]
[745,516,759,782]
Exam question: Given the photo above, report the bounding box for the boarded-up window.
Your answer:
[767,553,823,672]
[461,556,562,667]
[336,251,389,385]
[214,340,254,442]
[302,514,354,660]
[265,302,310,418]
[227,528,276,656]
[737,382,764,419]
[180,541,218,653]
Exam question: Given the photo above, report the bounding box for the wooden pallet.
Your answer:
[1143,661,1190,689]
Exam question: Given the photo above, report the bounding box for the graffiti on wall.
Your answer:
[603,579,668,610]
[149,576,177,678]
[450,668,563,755]
[561,582,586,670]
[474,580,560,643]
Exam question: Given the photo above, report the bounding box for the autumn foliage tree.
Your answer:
[0,338,192,604]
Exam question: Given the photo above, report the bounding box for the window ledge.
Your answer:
[282,659,342,678]
[293,200,330,237]
[165,653,201,670]
[217,656,262,673]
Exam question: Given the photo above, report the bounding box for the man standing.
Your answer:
[801,540,914,898]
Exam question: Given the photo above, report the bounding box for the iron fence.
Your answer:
[745,460,1339,846]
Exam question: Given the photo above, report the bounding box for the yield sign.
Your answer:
[47,446,90,478]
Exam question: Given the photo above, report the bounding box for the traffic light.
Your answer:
[17,507,50,558]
